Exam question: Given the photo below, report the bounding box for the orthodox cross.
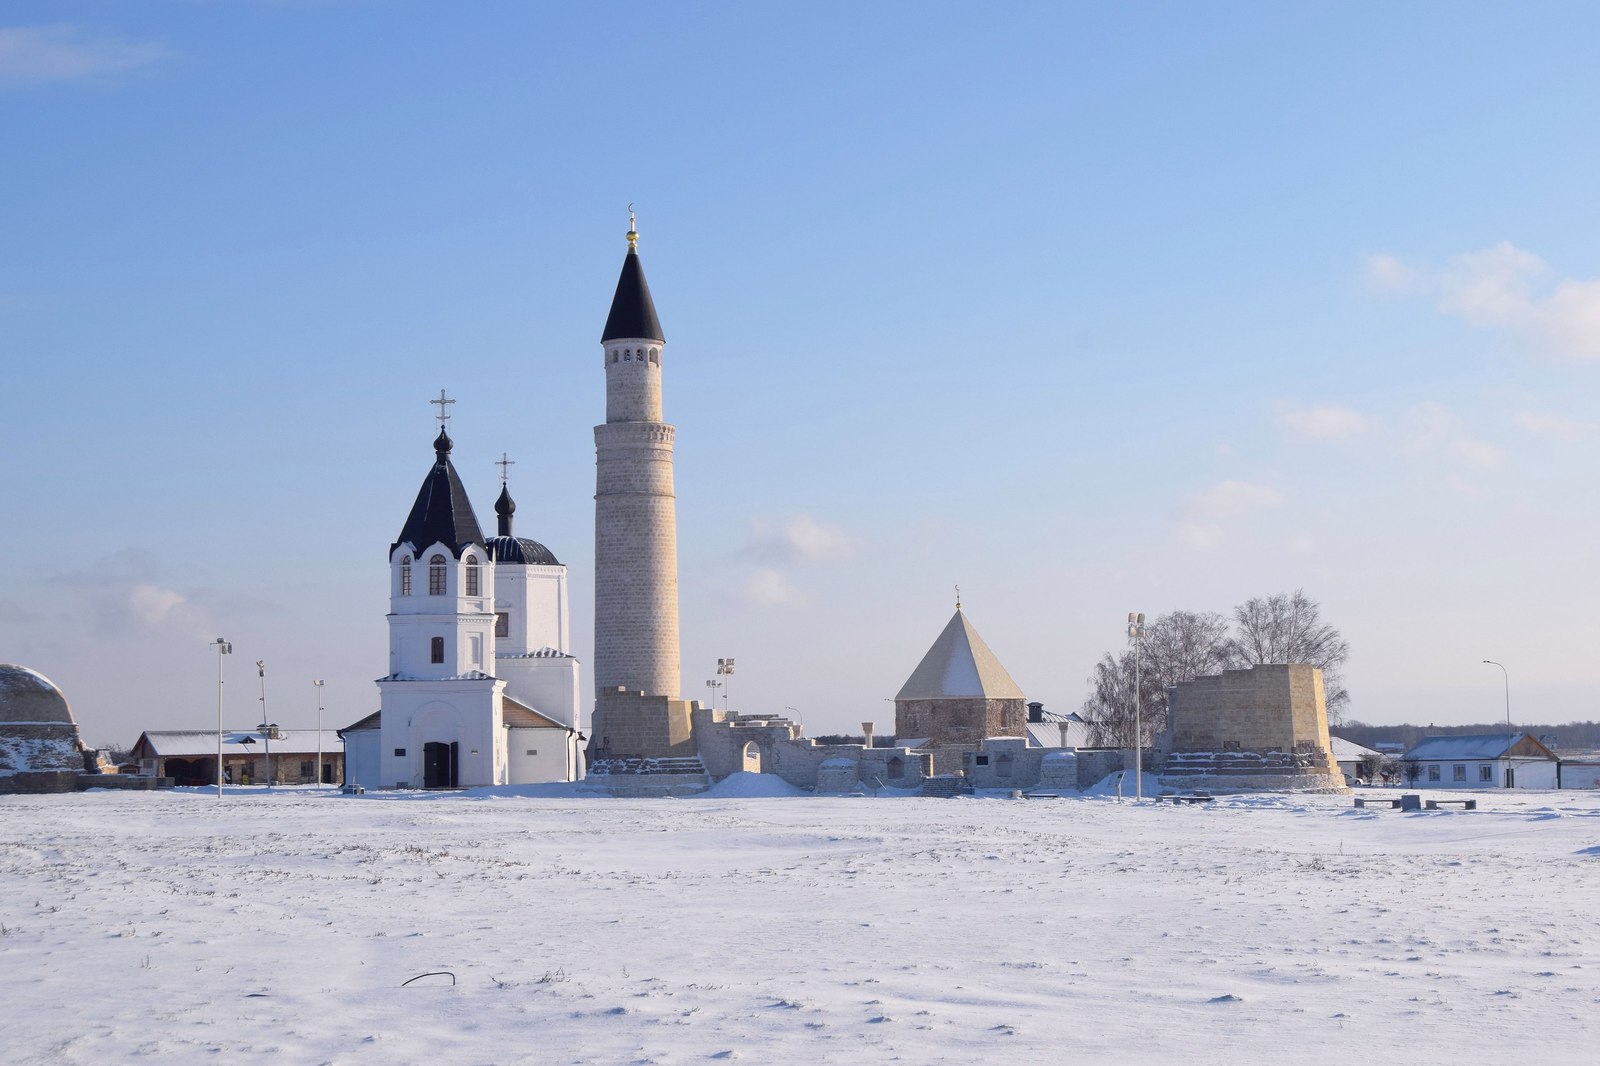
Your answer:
[430,389,454,427]
[496,452,515,485]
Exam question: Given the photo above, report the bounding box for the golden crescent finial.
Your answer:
[626,203,638,250]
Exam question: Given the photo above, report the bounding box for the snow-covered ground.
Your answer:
[2,782,1597,1064]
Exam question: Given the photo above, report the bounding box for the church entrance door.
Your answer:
[423,741,459,788]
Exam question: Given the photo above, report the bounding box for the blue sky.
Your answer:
[4,2,1599,744]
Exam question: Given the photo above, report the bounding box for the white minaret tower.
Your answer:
[593,210,681,706]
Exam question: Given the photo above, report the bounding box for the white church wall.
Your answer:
[376,681,505,788]
[523,567,569,652]
[506,727,576,783]
[343,729,381,789]
[493,564,571,656]
[498,656,580,730]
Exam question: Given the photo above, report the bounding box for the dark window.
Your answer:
[394,748,406,757]
[465,556,480,596]
[975,754,990,766]
[1479,764,1493,782]
[428,554,447,595]
[1452,764,1466,781]
[1428,765,1440,781]
[495,612,509,637]
[430,636,444,664]
[400,555,412,596]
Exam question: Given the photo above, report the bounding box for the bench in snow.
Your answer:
[1424,798,1477,810]
[1354,794,1422,811]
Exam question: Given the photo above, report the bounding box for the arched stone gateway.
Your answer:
[741,741,762,773]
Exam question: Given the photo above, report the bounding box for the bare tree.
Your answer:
[1081,592,1353,740]
[1225,588,1351,719]
[1082,610,1232,746]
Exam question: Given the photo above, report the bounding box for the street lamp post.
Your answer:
[212,638,232,798]
[1128,612,1146,801]
[257,722,278,787]
[705,679,721,710]
[313,679,325,787]
[1482,659,1512,788]
[255,658,271,787]
[717,658,735,713]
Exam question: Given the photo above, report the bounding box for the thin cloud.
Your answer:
[1176,479,1283,550]
[1366,241,1600,361]
[745,568,804,608]
[1402,401,1503,470]
[1276,403,1370,440]
[0,24,169,87]
[740,514,852,565]
[1514,411,1598,443]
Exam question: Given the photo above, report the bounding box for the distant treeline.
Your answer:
[1338,720,1600,753]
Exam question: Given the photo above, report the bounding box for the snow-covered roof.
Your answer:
[895,609,1025,701]
[1404,733,1553,761]
[1328,736,1382,762]
[133,730,343,758]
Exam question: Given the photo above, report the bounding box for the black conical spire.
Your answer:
[391,423,485,559]
[601,211,664,343]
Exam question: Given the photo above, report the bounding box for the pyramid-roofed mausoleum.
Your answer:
[895,609,1026,701]
[893,608,1027,774]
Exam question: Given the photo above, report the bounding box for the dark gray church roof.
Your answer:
[601,244,664,343]
[488,482,560,565]
[391,427,486,559]
[488,536,560,566]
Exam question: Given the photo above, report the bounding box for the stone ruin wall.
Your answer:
[0,722,87,795]
[1162,664,1344,790]
[588,688,696,761]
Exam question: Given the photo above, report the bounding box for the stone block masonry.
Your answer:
[1161,664,1345,792]
[592,421,680,700]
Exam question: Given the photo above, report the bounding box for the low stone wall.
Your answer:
[0,770,81,795]
[579,772,709,798]
[78,774,172,791]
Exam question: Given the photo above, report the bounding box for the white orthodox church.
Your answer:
[342,424,583,789]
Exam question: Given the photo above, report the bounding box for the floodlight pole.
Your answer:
[212,638,232,798]
[313,679,325,787]
[1128,612,1146,801]
[1482,659,1512,787]
[717,658,735,713]
[256,660,270,787]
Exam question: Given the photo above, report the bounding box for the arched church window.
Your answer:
[464,555,480,596]
[650,348,659,364]
[430,636,444,664]
[611,350,619,363]
[428,554,447,595]
[400,555,412,596]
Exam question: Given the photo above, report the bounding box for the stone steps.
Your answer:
[587,756,708,776]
